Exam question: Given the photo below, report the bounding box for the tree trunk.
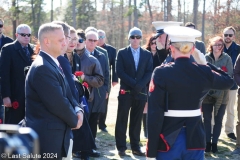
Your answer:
[51,0,53,21]
[164,0,167,21]
[226,0,232,25]
[133,0,138,27]
[147,0,153,22]
[31,0,36,36]
[12,0,17,39]
[72,0,76,28]
[167,0,172,20]
[193,0,198,28]
[128,0,132,31]
[102,0,106,10]
[178,0,181,21]
[120,0,124,48]
[202,0,206,42]
[36,0,42,37]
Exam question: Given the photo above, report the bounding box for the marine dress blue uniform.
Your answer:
[146,26,234,160]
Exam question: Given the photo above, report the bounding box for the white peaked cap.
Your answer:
[152,21,183,31]
[164,26,202,43]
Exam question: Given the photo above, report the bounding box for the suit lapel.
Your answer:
[14,41,30,63]
[40,51,65,79]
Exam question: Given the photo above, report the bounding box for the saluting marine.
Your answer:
[146,26,234,160]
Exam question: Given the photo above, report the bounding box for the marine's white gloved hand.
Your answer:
[192,48,207,65]
[146,157,156,160]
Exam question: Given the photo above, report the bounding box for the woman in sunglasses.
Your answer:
[202,36,233,153]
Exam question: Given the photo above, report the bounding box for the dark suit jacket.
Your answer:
[25,51,78,158]
[0,34,13,50]
[102,43,118,83]
[0,40,34,124]
[195,40,206,55]
[116,46,153,100]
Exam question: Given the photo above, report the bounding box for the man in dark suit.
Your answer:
[0,18,13,124]
[115,27,153,156]
[25,23,83,159]
[97,29,118,132]
[0,24,34,124]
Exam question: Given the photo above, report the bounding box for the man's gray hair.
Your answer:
[86,31,99,40]
[38,23,63,42]
[97,29,106,36]
[16,24,31,33]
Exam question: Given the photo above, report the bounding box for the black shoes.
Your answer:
[132,149,146,156]
[100,128,108,132]
[72,151,90,160]
[205,142,211,153]
[212,143,218,153]
[118,150,126,156]
[88,149,100,157]
[227,133,236,141]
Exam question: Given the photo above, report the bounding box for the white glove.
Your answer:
[146,158,156,160]
[192,48,207,65]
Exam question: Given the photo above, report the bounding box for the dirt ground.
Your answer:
[73,84,240,160]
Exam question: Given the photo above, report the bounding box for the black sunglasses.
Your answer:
[79,39,85,43]
[88,39,97,42]
[0,24,3,28]
[151,42,156,45]
[18,33,31,37]
[224,34,233,37]
[130,35,141,39]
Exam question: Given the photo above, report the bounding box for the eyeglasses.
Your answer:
[151,42,156,45]
[70,38,78,42]
[0,24,3,28]
[79,39,85,43]
[224,34,233,37]
[88,39,98,42]
[65,35,71,41]
[130,35,141,39]
[18,33,31,37]
[213,44,223,47]
[99,35,105,39]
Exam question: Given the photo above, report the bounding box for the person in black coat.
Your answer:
[25,23,83,160]
[146,26,234,160]
[97,29,118,132]
[115,27,153,157]
[0,24,34,124]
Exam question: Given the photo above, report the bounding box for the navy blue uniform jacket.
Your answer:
[147,57,234,157]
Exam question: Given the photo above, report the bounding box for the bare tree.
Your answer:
[12,0,17,39]
[51,0,53,21]
[133,0,138,27]
[72,0,76,28]
[120,0,124,48]
[147,0,153,22]
[128,0,132,31]
[226,0,232,25]
[193,0,198,28]
[202,0,206,42]
[178,0,181,21]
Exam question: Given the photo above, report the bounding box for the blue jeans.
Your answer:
[157,128,204,160]
[202,103,226,143]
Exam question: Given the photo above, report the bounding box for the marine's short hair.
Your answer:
[38,23,63,42]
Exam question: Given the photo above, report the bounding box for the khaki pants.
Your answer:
[62,139,73,160]
[225,90,237,134]
[236,95,240,147]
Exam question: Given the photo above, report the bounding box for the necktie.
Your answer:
[59,64,65,76]
[23,47,30,61]
[133,49,138,70]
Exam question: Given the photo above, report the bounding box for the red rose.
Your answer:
[83,82,89,88]
[75,71,84,77]
[120,89,126,94]
[221,66,227,72]
[12,101,19,109]
[0,119,2,124]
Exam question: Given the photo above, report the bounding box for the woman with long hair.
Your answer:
[202,36,233,153]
